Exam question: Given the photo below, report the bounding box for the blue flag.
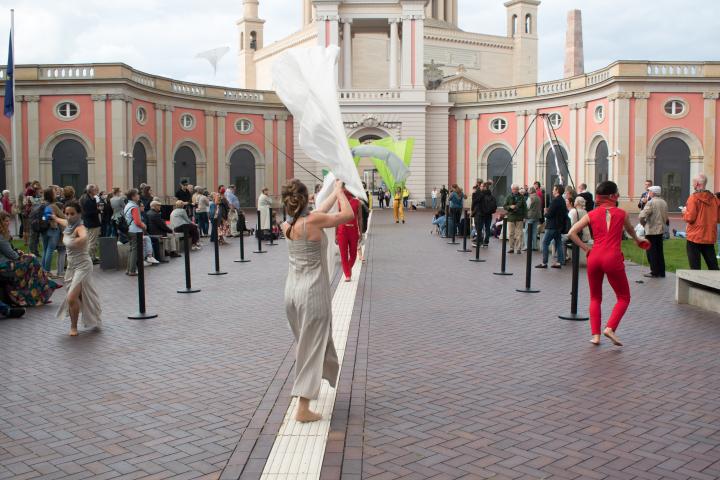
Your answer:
[4,32,13,118]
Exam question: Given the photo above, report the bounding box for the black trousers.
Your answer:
[645,234,665,276]
[687,241,719,270]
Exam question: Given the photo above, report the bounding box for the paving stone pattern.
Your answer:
[0,238,294,479]
[351,209,720,480]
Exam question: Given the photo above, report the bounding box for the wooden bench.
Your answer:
[676,270,720,313]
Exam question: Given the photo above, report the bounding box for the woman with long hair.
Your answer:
[567,181,649,346]
[281,178,354,422]
[52,201,102,336]
[0,211,60,306]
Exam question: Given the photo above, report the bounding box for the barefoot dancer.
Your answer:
[281,179,354,422]
[567,181,648,346]
[52,201,102,336]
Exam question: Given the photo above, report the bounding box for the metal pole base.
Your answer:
[447,240,459,245]
[253,250,267,254]
[457,248,472,253]
[177,288,201,294]
[493,272,513,276]
[208,271,228,276]
[266,242,278,246]
[128,312,158,320]
[469,259,486,263]
[516,288,540,293]
[558,313,589,321]
[234,259,251,263]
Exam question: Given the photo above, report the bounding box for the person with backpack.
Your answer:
[35,187,65,273]
[536,185,569,269]
[123,189,147,276]
[472,182,496,248]
[80,185,102,265]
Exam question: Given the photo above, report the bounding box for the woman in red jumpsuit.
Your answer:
[336,189,361,282]
[567,181,649,346]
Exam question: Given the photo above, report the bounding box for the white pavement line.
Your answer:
[261,212,372,480]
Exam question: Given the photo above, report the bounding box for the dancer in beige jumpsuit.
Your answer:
[281,179,354,422]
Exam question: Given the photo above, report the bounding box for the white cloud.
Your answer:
[0,0,716,86]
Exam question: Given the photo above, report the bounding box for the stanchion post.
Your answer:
[458,209,472,253]
[267,207,276,246]
[254,210,266,254]
[128,231,158,319]
[516,221,540,293]
[469,219,486,262]
[447,207,458,245]
[209,221,228,276]
[235,224,251,263]
[177,225,201,294]
[559,243,589,321]
[494,217,513,276]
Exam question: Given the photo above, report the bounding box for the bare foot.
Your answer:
[296,409,323,423]
[69,328,78,337]
[603,328,623,346]
[590,335,601,345]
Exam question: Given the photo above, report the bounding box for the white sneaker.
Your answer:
[143,261,152,267]
[146,256,160,264]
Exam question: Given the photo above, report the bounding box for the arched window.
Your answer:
[525,14,532,34]
[487,148,513,206]
[250,31,257,50]
[655,137,691,211]
[512,15,518,36]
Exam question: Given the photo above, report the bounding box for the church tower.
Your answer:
[237,0,265,89]
[505,0,540,86]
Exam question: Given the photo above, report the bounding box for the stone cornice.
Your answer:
[216,111,228,118]
[703,91,720,99]
[203,110,217,117]
[316,14,340,22]
[108,93,129,102]
[276,113,289,121]
[633,92,651,100]
[23,95,40,103]
[608,92,632,101]
[263,113,276,121]
[91,94,108,102]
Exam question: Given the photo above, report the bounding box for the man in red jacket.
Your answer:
[681,173,720,270]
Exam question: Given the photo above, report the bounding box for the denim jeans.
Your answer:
[41,227,60,271]
[431,198,437,209]
[542,228,564,264]
[196,212,209,236]
[475,214,493,245]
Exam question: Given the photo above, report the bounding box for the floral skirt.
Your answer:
[1,255,60,306]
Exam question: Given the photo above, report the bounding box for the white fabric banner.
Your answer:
[272,45,367,204]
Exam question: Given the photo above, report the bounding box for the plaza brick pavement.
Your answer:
[0,236,295,479]
[324,209,720,480]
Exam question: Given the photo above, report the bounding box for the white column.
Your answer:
[569,103,578,186]
[527,109,537,184]
[204,110,215,191]
[516,111,527,185]
[414,14,425,89]
[389,19,399,89]
[452,0,458,27]
[401,16,412,88]
[467,114,479,193]
[164,106,174,200]
[633,92,650,198]
[277,114,288,185]
[261,114,274,195]
[92,94,107,191]
[455,114,466,188]
[109,94,128,190]
[437,0,445,21]
[153,103,164,197]
[217,112,227,187]
[342,19,352,89]
[577,102,587,187]
[303,0,311,26]
[24,96,42,185]
[703,91,718,191]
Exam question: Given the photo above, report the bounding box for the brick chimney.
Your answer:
[564,10,584,78]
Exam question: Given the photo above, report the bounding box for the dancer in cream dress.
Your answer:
[52,201,102,336]
[281,179,354,423]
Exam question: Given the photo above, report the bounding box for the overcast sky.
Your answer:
[1,0,717,87]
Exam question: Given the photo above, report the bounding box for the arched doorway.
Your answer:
[487,148,513,206]
[132,142,147,189]
[594,140,609,189]
[229,148,256,207]
[545,143,570,193]
[52,139,88,196]
[174,146,197,189]
[0,147,6,191]
[655,137,690,211]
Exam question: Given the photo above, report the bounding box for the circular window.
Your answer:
[179,113,195,130]
[235,118,254,134]
[548,113,562,129]
[664,99,687,118]
[489,117,508,133]
[136,106,148,125]
[56,101,79,120]
[594,105,605,123]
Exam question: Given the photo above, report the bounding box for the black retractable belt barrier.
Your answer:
[494,217,513,276]
[177,225,201,294]
[254,210,266,254]
[516,222,540,293]
[267,208,276,246]
[458,210,472,253]
[209,221,228,276]
[128,232,158,319]
[559,243,589,321]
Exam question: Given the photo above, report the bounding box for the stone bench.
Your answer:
[676,270,720,313]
